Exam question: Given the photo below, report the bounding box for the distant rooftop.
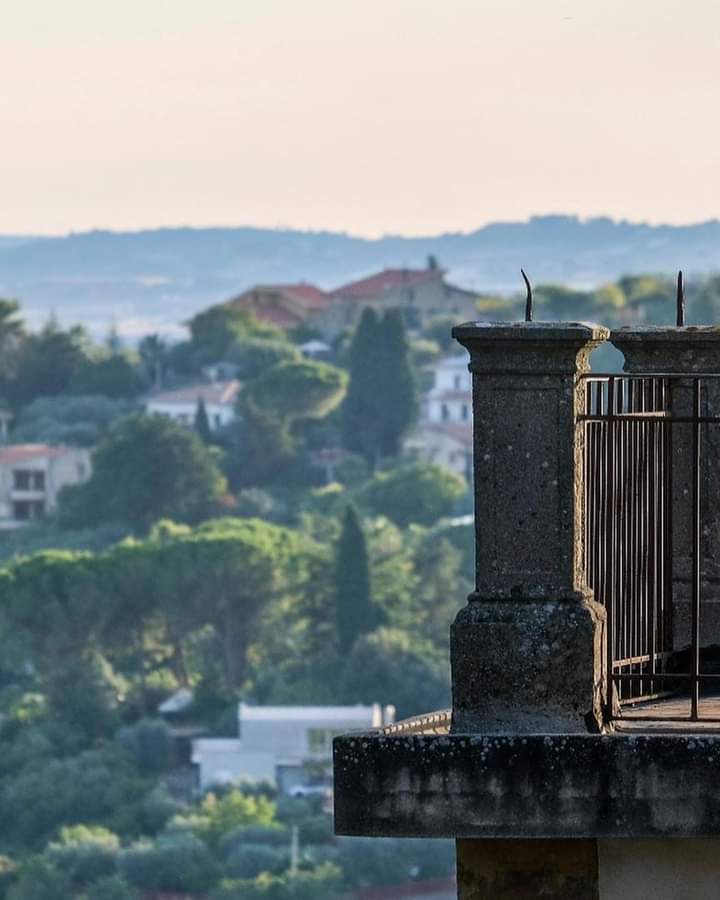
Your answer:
[148,379,241,407]
[332,268,443,300]
[238,703,388,722]
[0,444,75,465]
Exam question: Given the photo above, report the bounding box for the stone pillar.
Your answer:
[450,322,610,734]
[610,327,720,648]
[457,839,599,900]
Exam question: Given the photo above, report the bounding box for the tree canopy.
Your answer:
[59,414,227,531]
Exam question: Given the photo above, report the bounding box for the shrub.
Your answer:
[119,834,219,893]
[193,791,277,846]
[7,858,70,900]
[225,844,288,879]
[336,837,455,887]
[0,856,17,900]
[219,825,289,857]
[115,719,175,775]
[80,875,137,900]
[209,863,342,900]
[46,826,119,885]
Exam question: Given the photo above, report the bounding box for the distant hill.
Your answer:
[1,216,719,338]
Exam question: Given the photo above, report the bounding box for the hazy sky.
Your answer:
[1,0,719,236]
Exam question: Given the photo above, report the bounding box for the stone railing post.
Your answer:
[450,322,610,733]
[610,327,720,649]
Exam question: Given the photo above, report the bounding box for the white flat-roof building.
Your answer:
[192,703,395,793]
[145,380,241,431]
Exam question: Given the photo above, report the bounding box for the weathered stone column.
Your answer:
[610,326,720,648]
[450,322,610,733]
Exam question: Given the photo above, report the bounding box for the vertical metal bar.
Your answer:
[606,377,616,713]
[691,378,702,720]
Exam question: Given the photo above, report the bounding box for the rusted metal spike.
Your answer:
[676,270,686,327]
[521,268,533,322]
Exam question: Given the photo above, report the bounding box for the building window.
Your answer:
[13,470,45,491]
[13,500,45,521]
[441,403,450,421]
[454,375,461,389]
[214,414,222,429]
[461,404,469,421]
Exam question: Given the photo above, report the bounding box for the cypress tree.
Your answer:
[377,309,418,457]
[335,505,373,653]
[194,396,212,443]
[341,307,418,467]
[341,308,383,468]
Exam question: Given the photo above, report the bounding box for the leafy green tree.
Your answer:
[335,507,373,653]
[194,397,212,442]
[377,310,418,456]
[0,748,147,848]
[115,719,175,775]
[7,858,70,900]
[534,284,593,320]
[80,875,137,900]
[46,826,119,887]
[226,336,300,380]
[618,275,674,325]
[341,309,417,467]
[243,360,347,429]
[339,627,449,718]
[0,299,25,384]
[138,334,167,389]
[69,354,146,399]
[355,462,465,527]
[119,835,220,893]
[209,863,342,900]
[190,790,277,847]
[10,322,90,408]
[234,360,347,487]
[188,306,281,361]
[12,395,134,447]
[59,414,227,531]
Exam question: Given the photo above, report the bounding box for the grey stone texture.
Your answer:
[333,730,720,839]
[450,322,610,733]
[451,600,606,734]
[611,326,720,648]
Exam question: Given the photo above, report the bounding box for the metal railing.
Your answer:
[580,373,720,720]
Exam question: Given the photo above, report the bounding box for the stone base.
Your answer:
[450,598,606,733]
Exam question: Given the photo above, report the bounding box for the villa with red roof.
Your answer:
[224,267,478,338]
[226,283,332,330]
[317,266,479,336]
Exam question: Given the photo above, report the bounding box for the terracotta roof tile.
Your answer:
[332,268,442,300]
[0,444,74,466]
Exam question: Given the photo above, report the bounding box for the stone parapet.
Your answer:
[333,730,720,839]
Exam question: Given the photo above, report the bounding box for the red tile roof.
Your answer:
[332,268,442,300]
[279,284,331,309]
[0,444,73,466]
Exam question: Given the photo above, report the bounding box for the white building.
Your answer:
[425,355,472,425]
[192,703,395,793]
[405,355,472,480]
[0,444,91,528]
[145,380,241,431]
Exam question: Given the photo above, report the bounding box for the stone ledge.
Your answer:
[333,730,720,839]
